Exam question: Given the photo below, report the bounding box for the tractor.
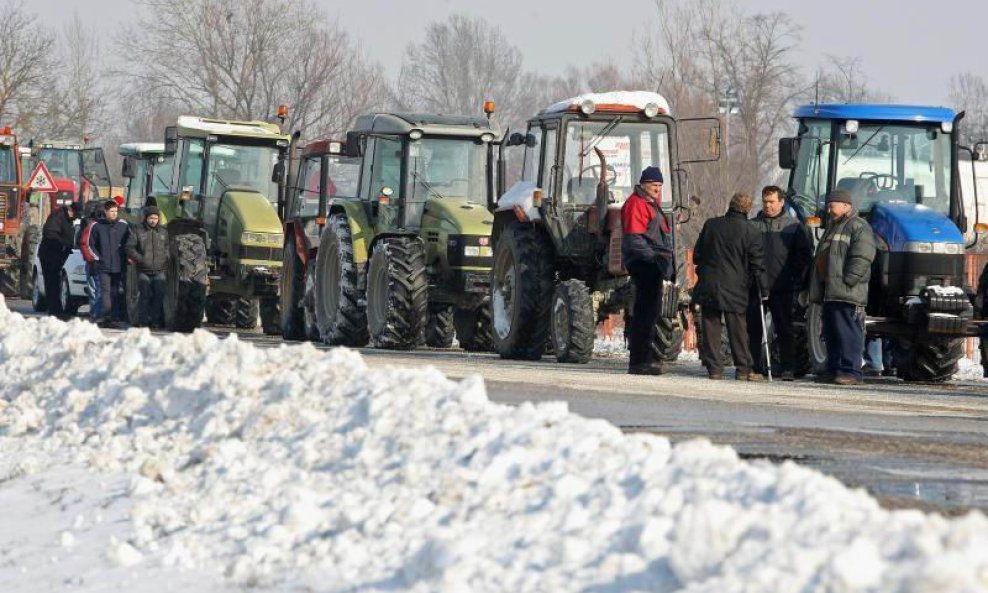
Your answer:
[778,103,988,382]
[490,91,718,363]
[0,126,25,296]
[291,112,502,350]
[155,116,290,332]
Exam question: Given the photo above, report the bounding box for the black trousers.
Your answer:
[627,261,663,367]
[137,271,166,327]
[822,301,865,380]
[747,291,796,373]
[700,306,752,373]
[39,248,68,317]
[99,271,124,322]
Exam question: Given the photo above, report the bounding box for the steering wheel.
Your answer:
[579,164,617,185]
[859,172,895,191]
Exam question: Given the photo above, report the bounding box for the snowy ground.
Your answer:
[2,295,988,592]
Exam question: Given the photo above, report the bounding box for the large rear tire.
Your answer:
[315,214,369,346]
[425,304,455,348]
[164,233,207,332]
[126,265,141,325]
[491,224,554,360]
[205,296,236,325]
[366,237,428,350]
[235,297,259,330]
[550,279,594,364]
[454,303,493,352]
[280,238,306,340]
[895,338,963,383]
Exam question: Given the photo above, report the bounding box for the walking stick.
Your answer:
[759,297,773,381]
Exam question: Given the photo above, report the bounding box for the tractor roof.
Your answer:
[175,115,289,141]
[540,91,672,117]
[118,142,166,157]
[793,104,956,124]
[302,138,347,157]
[36,141,85,150]
[350,112,501,139]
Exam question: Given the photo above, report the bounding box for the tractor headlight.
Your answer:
[464,245,493,257]
[932,242,963,254]
[904,241,933,254]
[241,232,283,246]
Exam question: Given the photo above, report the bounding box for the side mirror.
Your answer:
[524,133,537,148]
[345,132,362,157]
[272,160,285,183]
[121,157,136,178]
[506,132,524,147]
[778,137,799,170]
[164,126,178,155]
[975,141,988,161]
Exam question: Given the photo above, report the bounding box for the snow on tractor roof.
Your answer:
[176,115,287,140]
[118,142,166,156]
[541,91,672,116]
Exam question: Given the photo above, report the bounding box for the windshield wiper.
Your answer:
[212,171,229,191]
[580,117,624,158]
[412,171,447,200]
[842,125,884,165]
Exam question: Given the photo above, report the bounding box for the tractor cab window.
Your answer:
[834,123,952,216]
[521,127,540,183]
[125,159,149,209]
[82,148,112,188]
[204,143,281,204]
[541,128,557,197]
[151,156,173,194]
[296,154,361,217]
[367,137,402,199]
[791,119,832,217]
[182,140,205,192]
[560,120,672,208]
[37,148,82,182]
[0,146,17,183]
[408,137,489,202]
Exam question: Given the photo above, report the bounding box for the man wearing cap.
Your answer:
[621,166,674,375]
[126,206,170,328]
[38,201,79,318]
[694,192,765,380]
[809,189,876,385]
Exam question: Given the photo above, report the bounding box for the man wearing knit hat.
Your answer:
[809,189,876,385]
[621,165,675,375]
[126,205,170,328]
[693,191,766,381]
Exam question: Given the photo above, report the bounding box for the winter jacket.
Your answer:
[693,209,765,313]
[88,219,130,274]
[621,188,674,278]
[39,207,75,258]
[126,222,170,273]
[750,210,813,294]
[809,211,876,307]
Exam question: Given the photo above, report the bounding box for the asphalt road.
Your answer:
[11,299,988,515]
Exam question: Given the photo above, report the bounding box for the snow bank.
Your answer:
[2,295,988,592]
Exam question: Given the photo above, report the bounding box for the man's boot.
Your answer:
[629,362,664,376]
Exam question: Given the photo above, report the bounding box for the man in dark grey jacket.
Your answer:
[747,186,812,380]
[126,206,170,328]
[809,189,876,385]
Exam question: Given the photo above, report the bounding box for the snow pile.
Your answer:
[2,296,988,592]
[956,356,986,381]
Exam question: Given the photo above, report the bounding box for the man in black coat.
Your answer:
[746,186,812,381]
[126,206,170,328]
[693,191,765,381]
[87,200,130,326]
[38,202,80,318]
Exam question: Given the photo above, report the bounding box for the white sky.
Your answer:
[34,0,988,106]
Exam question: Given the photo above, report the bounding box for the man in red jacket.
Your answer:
[621,166,674,375]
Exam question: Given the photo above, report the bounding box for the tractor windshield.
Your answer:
[0,146,17,183]
[37,148,82,182]
[561,120,672,208]
[205,143,280,203]
[834,123,952,215]
[407,137,490,201]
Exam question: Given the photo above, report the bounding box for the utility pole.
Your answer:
[718,86,741,167]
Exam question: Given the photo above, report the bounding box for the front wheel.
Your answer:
[31,268,46,312]
[806,303,828,375]
[652,310,686,363]
[280,238,306,340]
[425,304,455,348]
[164,233,207,332]
[366,237,427,350]
[454,303,493,352]
[260,297,280,335]
[235,297,259,330]
[314,214,368,346]
[60,272,80,316]
[126,265,141,325]
[895,338,963,383]
[491,224,554,360]
[550,279,594,364]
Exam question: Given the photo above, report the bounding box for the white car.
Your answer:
[31,221,90,315]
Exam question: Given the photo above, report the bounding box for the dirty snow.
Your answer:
[1,294,988,592]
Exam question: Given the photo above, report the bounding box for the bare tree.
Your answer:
[948,72,988,145]
[0,0,57,132]
[813,55,892,104]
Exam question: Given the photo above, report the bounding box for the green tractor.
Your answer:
[156,116,290,332]
[490,91,719,362]
[283,112,501,350]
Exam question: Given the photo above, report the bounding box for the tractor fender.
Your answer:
[328,201,372,264]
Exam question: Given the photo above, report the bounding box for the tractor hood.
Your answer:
[222,189,282,235]
[423,197,493,236]
[870,202,964,251]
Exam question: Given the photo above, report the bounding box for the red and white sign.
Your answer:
[26,161,58,193]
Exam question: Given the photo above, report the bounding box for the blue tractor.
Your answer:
[778,104,988,382]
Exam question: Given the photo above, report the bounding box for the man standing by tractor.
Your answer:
[977,262,988,379]
[621,166,674,376]
[38,202,80,318]
[126,206,169,328]
[694,191,765,381]
[88,200,130,327]
[747,185,812,381]
[809,189,876,385]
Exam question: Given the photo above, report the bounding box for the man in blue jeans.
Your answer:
[809,189,876,385]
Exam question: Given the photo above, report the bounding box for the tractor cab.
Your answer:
[32,141,113,206]
[0,127,25,295]
[118,143,174,222]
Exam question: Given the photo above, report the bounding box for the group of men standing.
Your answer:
[37,200,170,328]
[622,166,879,385]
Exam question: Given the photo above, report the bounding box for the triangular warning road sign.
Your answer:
[27,161,58,193]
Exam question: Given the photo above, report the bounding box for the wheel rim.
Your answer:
[552,294,570,355]
[367,249,388,335]
[492,253,515,341]
[807,303,827,371]
[60,274,70,312]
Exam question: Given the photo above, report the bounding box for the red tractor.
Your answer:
[0,126,25,296]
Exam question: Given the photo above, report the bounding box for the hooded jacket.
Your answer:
[809,211,876,306]
[693,208,765,313]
